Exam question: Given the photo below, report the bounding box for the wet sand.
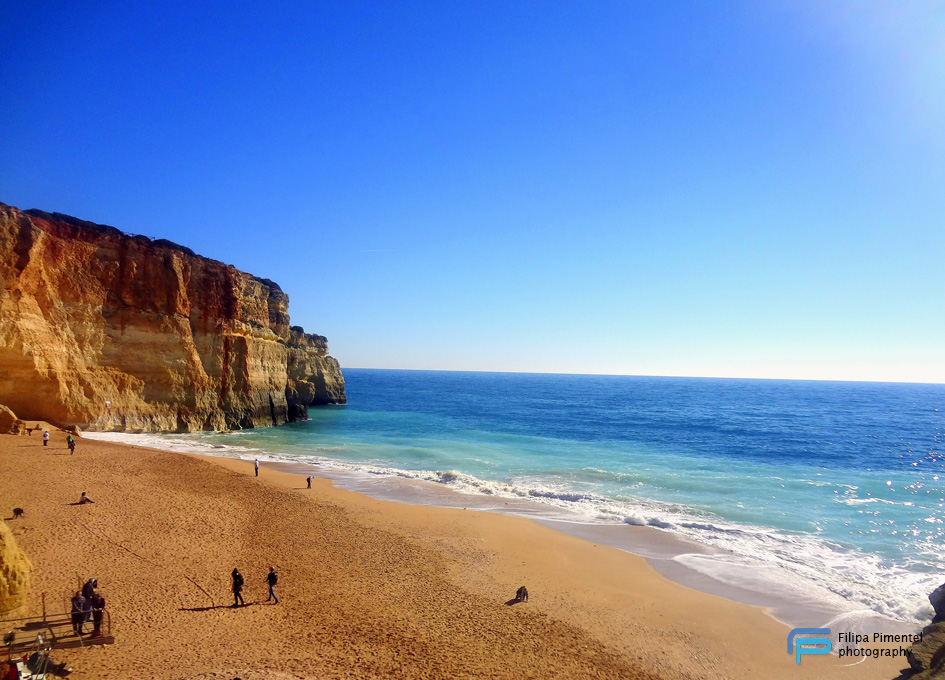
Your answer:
[0,428,912,679]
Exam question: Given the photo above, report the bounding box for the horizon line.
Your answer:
[340,367,945,387]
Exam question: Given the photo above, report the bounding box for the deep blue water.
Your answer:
[90,369,945,623]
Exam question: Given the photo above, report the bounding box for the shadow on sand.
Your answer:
[179,602,259,612]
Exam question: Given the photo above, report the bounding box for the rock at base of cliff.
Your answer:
[0,405,24,435]
[907,622,945,679]
[0,520,32,612]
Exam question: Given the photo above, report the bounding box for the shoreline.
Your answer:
[262,459,918,638]
[2,429,916,678]
[84,430,926,635]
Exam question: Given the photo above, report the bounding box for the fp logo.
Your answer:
[787,628,832,664]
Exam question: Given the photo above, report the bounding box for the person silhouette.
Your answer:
[265,567,279,604]
[231,568,245,607]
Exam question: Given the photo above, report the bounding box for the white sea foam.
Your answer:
[86,430,941,625]
[83,431,262,456]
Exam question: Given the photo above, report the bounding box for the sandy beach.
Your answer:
[0,428,913,680]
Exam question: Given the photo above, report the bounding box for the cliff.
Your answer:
[0,202,345,432]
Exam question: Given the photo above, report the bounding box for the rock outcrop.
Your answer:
[931,583,945,624]
[0,520,32,612]
[907,622,945,680]
[0,202,345,432]
[905,585,945,679]
[0,404,22,434]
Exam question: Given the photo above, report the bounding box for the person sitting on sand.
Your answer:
[5,659,20,680]
[79,492,94,504]
[232,568,245,607]
[26,651,67,676]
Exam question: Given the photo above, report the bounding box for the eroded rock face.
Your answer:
[0,203,345,432]
[0,520,32,612]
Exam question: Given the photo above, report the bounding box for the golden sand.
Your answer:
[0,428,908,679]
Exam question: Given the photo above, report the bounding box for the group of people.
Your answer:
[231,567,279,606]
[26,425,77,453]
[70,578,106,637]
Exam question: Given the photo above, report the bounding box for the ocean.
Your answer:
[86,369,945,629]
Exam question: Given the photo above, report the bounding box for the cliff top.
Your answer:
[1,201,282,292]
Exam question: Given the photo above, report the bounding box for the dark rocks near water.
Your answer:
[905,584,945,679]
[906,622,945,679]
[931,583,945,624]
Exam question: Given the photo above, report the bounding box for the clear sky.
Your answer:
[2,2,943,383]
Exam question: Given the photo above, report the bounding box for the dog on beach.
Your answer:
[516,586,528,602]
[13,507,24,519]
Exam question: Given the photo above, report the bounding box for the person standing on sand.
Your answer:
[42,430,49,446]
[306,476,312,489]
[254,459,259,477]
[67,434,75,454]
[231,568,245,607]
[82,578,97,625]
[265,567,279,603]
[90,593,106,638]
[70,592,86,635]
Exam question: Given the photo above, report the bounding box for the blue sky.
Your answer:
[2,2,943,382]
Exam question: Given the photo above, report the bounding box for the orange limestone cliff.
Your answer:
[0,202,345,432]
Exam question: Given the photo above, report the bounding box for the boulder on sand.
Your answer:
[906,622,945,679]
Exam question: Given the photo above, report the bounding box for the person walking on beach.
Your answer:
[66,434,75,454]
[254,459,259,477]
[231,568,245,607]
[265,567,279,604]
[306,476,312,489]
[42,430,49,446]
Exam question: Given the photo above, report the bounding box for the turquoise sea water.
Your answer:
[88,369,945,625]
